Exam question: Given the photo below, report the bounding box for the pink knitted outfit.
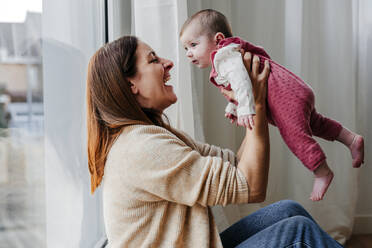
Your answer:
[210,37,342,171]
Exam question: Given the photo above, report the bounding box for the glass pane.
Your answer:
[0,2,45,247]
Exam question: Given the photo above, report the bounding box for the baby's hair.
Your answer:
[180,9,233,38]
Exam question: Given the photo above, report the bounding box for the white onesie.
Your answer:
[213,43,255,118]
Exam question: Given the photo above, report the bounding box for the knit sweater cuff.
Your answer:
[233,167,250,204]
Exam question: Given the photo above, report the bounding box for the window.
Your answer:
[0,2,45,247]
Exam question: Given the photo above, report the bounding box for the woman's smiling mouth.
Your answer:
[163,72,171,84]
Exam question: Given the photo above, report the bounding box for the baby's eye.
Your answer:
[184,47,188,51]
[191,43,197,47]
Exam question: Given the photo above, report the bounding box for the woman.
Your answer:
[86,36,343,247]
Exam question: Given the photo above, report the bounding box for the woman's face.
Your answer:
[129,41,177,112]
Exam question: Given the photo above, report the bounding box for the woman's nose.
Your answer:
[162,59,173,71]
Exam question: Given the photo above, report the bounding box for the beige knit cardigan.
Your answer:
[103,124,249,247]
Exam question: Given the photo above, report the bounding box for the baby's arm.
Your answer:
[214,44,255,128]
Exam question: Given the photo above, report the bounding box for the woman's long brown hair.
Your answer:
[86,36,193,194]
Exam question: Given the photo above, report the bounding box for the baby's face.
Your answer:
[180,23,217,69]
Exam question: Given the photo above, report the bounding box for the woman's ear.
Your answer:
[214,32,225,45]
[129,81,138,94]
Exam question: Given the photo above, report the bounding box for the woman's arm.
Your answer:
[235,53,270,203]
[193,140,237,164]
[119,125,250,207]
[236,134,247,161]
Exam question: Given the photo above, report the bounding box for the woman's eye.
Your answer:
[150,58,159,63]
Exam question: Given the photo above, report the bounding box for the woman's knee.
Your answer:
[276,199,301,209]
[280,215,316,233]
[275,200,310,217]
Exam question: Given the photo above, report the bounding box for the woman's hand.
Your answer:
[242,52,270,106]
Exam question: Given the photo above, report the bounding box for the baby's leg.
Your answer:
[337,128,364,168]
[272,106,333,201]
[273,107,326,171]
[310,110,364,168]
[311,161,334,201]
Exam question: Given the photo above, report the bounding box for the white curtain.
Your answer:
[133,0,196,138]
[181,0,372,244]
[42,0,106,247]
[354,0,372,235]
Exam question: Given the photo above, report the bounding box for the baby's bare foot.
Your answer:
[310,163,334,201]
[349,135,364,168]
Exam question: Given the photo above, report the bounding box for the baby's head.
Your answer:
[180,9,233,68]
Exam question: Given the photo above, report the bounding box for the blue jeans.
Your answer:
[220,200,344,248]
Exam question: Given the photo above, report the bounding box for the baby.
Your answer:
[180,9,365,201]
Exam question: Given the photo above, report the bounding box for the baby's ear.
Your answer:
[214,32,225,45]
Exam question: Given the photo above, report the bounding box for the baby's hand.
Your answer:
[237,114,255,129]
[225,112,237,124]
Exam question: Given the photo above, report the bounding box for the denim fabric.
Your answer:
[220,200,343,248]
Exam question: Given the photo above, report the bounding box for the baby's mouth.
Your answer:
[192,59,198,64]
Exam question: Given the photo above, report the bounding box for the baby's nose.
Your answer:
[186,50,193,58]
